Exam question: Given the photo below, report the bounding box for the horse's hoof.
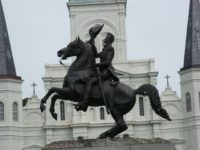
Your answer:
[40,103,46,112]
[51,113,57,120]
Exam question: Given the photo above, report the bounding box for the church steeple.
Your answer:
[179,2,200,149]
[0,0,19,79]
[182,0,200,71]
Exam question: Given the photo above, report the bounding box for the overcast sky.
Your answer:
[2,0,189,98]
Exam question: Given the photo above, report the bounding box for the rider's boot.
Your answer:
[74,78,96,111]
[109,70,119,86]
[74,98,89,112]
[74,102,88,112]
[74,92,90,112]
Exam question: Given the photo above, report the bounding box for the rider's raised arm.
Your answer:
[88,39,99,58]
[91,43,99,58]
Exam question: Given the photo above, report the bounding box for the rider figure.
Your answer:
[75,32,119,112]
[95,32,119,85]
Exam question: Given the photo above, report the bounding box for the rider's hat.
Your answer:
[89,24,104,40]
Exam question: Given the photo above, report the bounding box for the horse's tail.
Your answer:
[135,84,171,121]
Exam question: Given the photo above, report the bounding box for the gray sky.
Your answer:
[2,0,189,98]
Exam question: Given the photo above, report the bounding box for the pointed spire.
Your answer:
[182,0,200,71]
[0,0,20,79]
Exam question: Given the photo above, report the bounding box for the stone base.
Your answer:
[42,137,176,150]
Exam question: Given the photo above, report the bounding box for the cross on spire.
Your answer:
[31,82,37,97]
[165,74,171,89]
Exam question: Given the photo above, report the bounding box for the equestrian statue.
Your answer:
[40,24,171,139]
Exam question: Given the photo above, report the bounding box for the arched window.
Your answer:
[60,101,65,120]
[139,97,144,116]
[13,102,18,121]
[186,92,192,112]
[90,108,95,121]
[199,92,200,109]
[100,107,105,120]
[0,102,4,121]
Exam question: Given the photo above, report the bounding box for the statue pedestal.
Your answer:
[41,137,176,150]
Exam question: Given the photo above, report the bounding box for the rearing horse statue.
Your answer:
[40,37,171,139]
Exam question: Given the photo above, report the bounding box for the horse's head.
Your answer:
[57,37,85,60]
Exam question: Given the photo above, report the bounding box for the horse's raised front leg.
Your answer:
[40,87,73,112]
[99,109,127,139]
[49,94,66,120]
[40,87,57,112]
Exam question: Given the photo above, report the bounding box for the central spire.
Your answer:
[0,0,20,79]
[181,0,200,71]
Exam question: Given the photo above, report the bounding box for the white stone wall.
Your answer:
[22,96,46,148]
[0,78,24,150]
[179,68,200,150]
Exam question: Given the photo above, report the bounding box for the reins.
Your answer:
[59,59,69,70]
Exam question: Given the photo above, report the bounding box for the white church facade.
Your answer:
[0,0,200,150]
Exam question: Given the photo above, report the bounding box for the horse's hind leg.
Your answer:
[99,109,127,139]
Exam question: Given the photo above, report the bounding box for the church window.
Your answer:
[90,108,95,121]
[0,102,4,121]
[13,102,18,121]
[139,97,144,116]
[199,92,200,109]
[60,101,65,120]
[186,92,192,112]
[100,107,105,120]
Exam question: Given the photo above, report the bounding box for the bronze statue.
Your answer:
[40,25,171,139]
